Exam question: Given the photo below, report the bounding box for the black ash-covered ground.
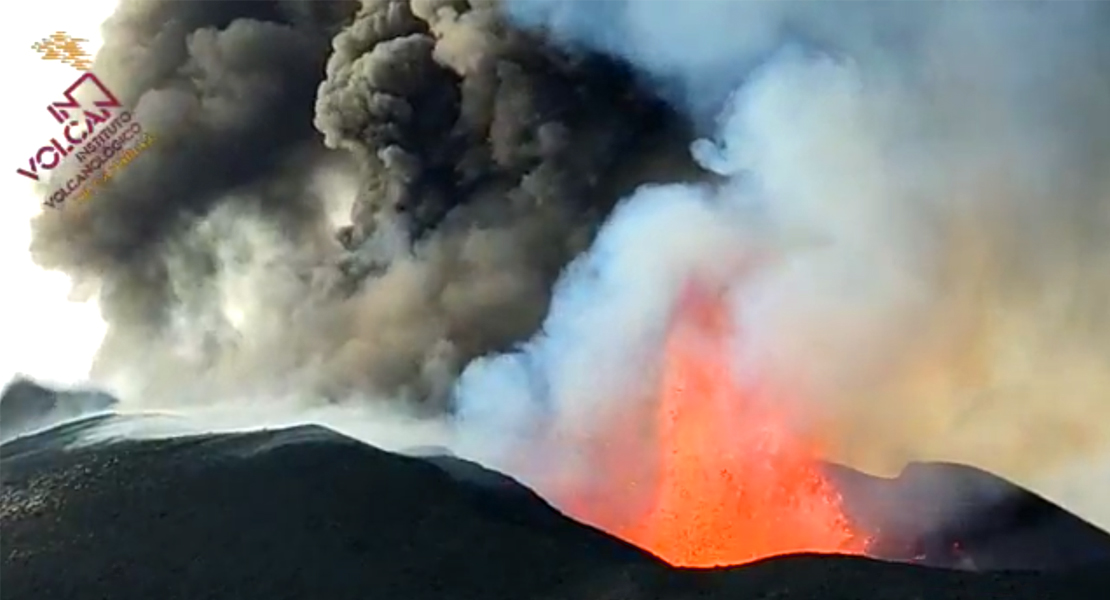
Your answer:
[2,416,1109,600]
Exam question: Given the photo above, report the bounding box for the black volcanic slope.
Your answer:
[2,419,1109,600]
[0,378,116,442]
[825,462,1110,570]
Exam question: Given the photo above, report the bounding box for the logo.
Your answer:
[17,32,156,209]
[15,72,122,183]
[32,32,93,71]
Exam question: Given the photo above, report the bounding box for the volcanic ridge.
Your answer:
[2,384,1110,600]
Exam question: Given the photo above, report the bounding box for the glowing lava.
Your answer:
[620,284,868,567]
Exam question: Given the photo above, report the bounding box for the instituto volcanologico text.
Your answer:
[47,112,156,206]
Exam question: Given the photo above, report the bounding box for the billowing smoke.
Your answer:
[452,0,1110,533]
[27,0,687,410]
[22,0,1110,540]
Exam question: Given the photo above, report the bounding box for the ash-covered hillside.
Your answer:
[0,378,116,443]
[3,414,1110,600]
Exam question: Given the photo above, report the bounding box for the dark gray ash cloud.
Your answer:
[26,0,690,410]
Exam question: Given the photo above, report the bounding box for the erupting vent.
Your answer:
[618,284,869,567]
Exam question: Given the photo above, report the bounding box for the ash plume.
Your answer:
[452,0,1110,534]
[26,0,687,409]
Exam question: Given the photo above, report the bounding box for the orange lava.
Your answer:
[619,283,868,567]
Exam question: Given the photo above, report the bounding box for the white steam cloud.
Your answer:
[452,0,1110,533]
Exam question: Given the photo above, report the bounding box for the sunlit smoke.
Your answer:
[455,0,1110,546]
[452,61,879,562]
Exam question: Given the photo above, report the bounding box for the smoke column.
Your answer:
[452,0,1110,534]
[25,0,687,412]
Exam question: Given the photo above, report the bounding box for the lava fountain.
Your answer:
[617,283,869,567]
